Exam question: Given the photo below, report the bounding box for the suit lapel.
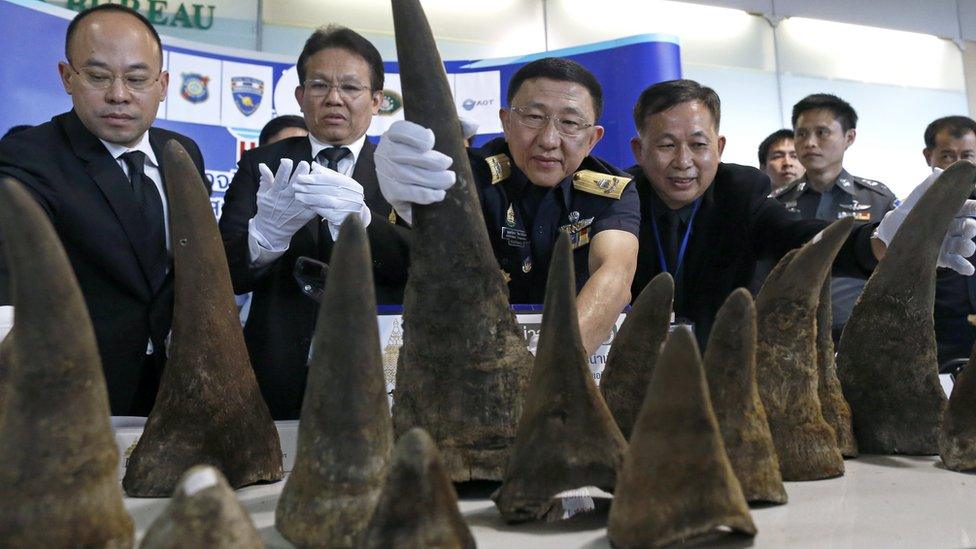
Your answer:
[60,111,156,295]
[354,140,382,207]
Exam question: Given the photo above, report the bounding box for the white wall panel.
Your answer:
[780,76,968,198]
[547,0,776,70]
[772,0,960,39]
[682,64,783,169]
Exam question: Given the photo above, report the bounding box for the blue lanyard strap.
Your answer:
[650,198,701,279]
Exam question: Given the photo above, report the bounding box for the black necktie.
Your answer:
[662,209,681,274]
[316,146,352,172]
[315,147,353,254]
[121,150,166,291]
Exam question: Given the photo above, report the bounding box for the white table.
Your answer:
[125,455,976,548]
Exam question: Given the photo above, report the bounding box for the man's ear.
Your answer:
[58,61,73,94]
[844,128,857,149]
[294,85,305,112]
[718,135,727,157]
[630,135,643,163]
[922,147,934,167]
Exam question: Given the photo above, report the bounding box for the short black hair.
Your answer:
[632,79,721,133]
[2,125,33,140]
[296,25,384,90]
[507,57,603,120]
[758,129,795,168]
[923,116,976,148]
[259,115,307,146]
[65,4,162,66]
[791,94,857,132]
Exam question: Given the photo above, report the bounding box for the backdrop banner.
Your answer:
[0,0,681,218]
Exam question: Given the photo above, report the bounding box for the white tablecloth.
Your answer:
[125,455,976,548]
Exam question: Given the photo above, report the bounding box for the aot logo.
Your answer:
[462,98,494,111]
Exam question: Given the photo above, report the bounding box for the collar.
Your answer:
[799,169,855,196]
[100,132,157,167]
[833,169,857,196]
[308,132,366,164]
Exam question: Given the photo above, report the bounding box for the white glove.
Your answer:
[459,116,479,140]
[875,169,976,275]
[375,120,456,225]
[250,159,315,251]
[293,162,372,241]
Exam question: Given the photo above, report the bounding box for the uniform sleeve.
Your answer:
[591,179,641,237]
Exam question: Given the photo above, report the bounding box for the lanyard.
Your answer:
[650,198,701,280]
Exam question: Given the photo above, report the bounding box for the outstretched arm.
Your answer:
[577,229,638,356]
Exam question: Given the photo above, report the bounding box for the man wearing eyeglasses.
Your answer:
[219,25,409,420]
[0,4,207,415]
[377,57,640,356]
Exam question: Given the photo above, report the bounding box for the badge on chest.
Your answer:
[501,204,528,248]
[559,212,595,249]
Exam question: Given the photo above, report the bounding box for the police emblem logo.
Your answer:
[180,73,209,103]
[568,210,580,223]
[506,204,516,227]
[522,257,532,273]
[231,76,264,116]
[380,90,403,116]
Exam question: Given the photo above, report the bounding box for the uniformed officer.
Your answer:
[774,93,897,341]
[923,115,976,364]
[375,57,640,356]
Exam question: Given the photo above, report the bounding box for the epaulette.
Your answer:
[852,176,894,196]
[770,179,801,198]
[484,153,512,185]
[572,170,632,199]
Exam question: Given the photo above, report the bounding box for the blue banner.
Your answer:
[0,0,681,218]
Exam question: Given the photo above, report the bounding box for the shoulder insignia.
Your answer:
[852,176,894,196]
[770,179,800,198]
[485,154,512,185]
[388,210,397,224]
[572,170,632,199]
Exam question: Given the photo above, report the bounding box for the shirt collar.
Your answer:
[100,133,157,167]
[308,132,366,165]
[834,169,856,196]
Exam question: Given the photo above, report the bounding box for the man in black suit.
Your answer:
[218,25,408,420]
[628,79,975,349]
[0,4,207,415]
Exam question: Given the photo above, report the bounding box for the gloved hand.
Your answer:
[874,169,976,275]
[375,120,456,225]
[250,159,315,251]
[293,162,372,241]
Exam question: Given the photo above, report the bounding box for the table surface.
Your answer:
[125,455,976,548]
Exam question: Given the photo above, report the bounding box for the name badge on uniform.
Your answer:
[502,227,529,248]
[559,216,595,250]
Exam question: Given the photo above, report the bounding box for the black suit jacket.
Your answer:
[0,110,207,415]
[218,135,410,420]
[631,162,877,349]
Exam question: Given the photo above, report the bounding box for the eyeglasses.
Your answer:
[69,64,162,92]
[303,79,373,99]
[509,105,594,137]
